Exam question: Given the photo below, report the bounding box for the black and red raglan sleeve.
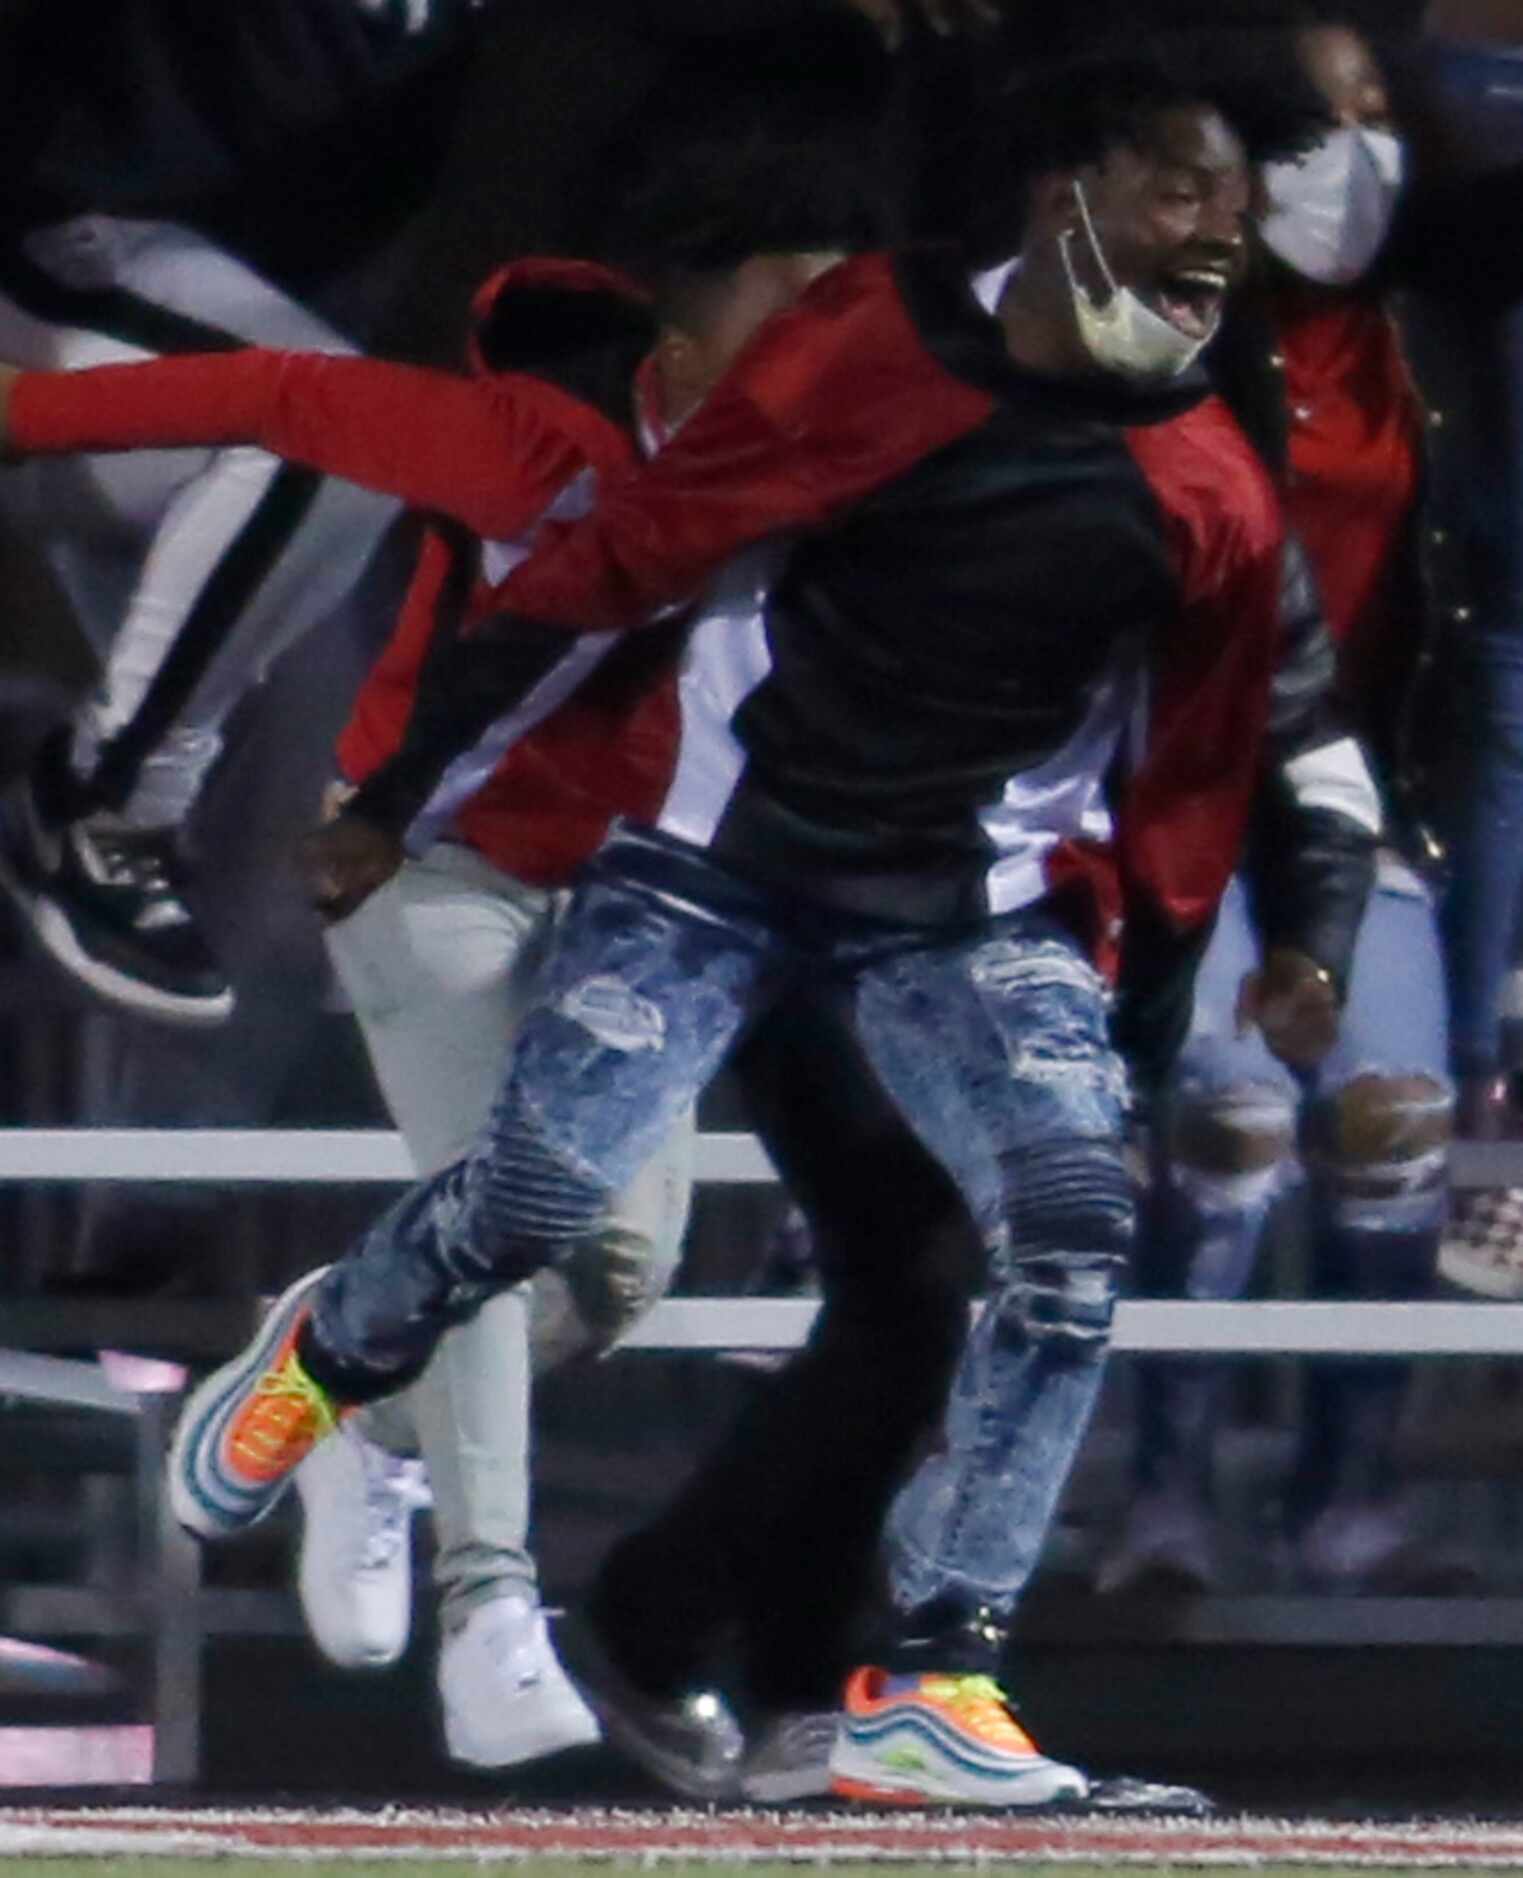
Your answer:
[350,253,997,835]
[1115,397,1378,1086]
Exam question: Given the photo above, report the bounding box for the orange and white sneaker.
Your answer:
[169,1267,345,1539]
[829,1666,1089,1808]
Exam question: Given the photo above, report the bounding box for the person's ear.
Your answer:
[1027,172,1080,244]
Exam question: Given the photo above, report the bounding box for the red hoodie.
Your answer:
[7,257,682,885]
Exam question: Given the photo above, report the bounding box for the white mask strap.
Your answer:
[1070,178,1121,304]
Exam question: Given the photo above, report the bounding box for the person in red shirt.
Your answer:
[1100,9,1458,1600]
[0,25,945,1787]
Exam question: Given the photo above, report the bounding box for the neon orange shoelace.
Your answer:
[228,1353,339,1482]
[918,1674,1038,1753]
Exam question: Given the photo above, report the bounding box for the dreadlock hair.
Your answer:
[959,31,1335,263]
[580,6,898,292]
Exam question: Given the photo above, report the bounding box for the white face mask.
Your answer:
[1259,126,1405,285]
[1059,180,1216,382]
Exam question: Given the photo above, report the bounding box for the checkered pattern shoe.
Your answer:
[1439,1189,1523,1299]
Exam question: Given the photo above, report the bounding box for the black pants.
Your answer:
[590,978,982,1713]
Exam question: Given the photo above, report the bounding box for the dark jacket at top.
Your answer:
[0,0,484,286]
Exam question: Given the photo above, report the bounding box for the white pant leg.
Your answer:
[79,452,396,826]
[324,841,693,1622]
[0,217,398,827]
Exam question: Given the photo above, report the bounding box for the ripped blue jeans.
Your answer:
[1131,866,1452,1525]
[308,829,1132,1618]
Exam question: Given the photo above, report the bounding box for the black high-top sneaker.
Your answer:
[0,731,233,1023]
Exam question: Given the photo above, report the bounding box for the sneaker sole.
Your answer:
[739,1716,840,1802]
[295,1565,410,1670]
[444,1697,602,1770]
[829,1726,1089,1809]
[169,1266,332,1540]
[740,1764,836,1803]
[0,864,234,1024]
[441,1609,601,1769]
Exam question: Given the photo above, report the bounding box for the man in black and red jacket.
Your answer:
[169,46,1377,1807]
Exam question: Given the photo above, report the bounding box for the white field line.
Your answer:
[5,1807,1523,1866]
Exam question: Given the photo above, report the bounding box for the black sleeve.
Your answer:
[346,621,591,833]
[1111,907,1214,1106]
[1239,532,1380,993]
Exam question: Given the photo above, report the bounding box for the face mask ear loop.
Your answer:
[1071,177,1121,307]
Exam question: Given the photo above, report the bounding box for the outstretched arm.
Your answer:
[0,353,623,542]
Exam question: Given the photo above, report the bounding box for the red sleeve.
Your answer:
[493,253,995,633]
[1119,400,1285,931]
[8,351,633,541]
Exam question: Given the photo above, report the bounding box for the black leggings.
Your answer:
[590,978,982,1712]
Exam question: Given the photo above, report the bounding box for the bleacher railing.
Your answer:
[0,1132,1519,1396]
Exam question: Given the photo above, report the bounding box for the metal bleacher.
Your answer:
[3,1128,1523,1784]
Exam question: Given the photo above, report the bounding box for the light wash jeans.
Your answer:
[1131,863,1450,1526]
[324,839,692,1626]
[308,829,1134,1632]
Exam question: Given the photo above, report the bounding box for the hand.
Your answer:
[295,814,403,923]
[1235,947,1341,1071]
[840,0,1003,49]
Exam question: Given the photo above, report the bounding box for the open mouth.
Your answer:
[1153,265,1232,339]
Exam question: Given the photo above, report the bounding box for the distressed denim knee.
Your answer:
[1304,1069,1453,1241]
[994,1132,1132,1356]
[1157,1077,1299,1300]
[458,1099,615,1279]
[993,1248,1123,1355]
[307,1083,631,1397]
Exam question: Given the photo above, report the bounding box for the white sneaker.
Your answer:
[439,1594,601,1769]
[295,1421,430,1668]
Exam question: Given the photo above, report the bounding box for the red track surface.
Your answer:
[5,1805,1523,1865]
